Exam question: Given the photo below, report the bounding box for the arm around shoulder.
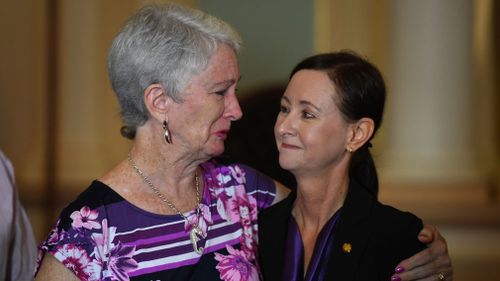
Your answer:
[377,209,427,280]
[271,180,290,205]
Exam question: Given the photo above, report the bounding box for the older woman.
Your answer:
[258,52,452,281]
[36,3,450,281]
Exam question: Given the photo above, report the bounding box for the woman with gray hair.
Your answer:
[36,3,287,280]
[35,3,451,281]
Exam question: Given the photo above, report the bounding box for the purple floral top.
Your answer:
[35,161,276,281]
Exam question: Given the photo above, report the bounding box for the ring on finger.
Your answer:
[437,273,445,281]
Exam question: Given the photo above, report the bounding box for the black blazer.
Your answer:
[258,180,426,281]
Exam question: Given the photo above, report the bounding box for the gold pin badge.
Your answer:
[342,242,352,253]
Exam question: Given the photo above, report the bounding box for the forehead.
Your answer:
[284,70,337,107]
[193,44,239,89]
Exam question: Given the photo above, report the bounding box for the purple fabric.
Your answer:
[34,161,276,280]
[282,209,342,281]
[282,218,304,281]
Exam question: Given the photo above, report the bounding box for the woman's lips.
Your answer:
[281,143,300,149]
[214,130,229,140]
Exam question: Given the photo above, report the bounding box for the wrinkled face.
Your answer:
[274,70,351,175]
[169,44,242,159]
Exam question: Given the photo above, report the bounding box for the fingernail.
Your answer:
[395,266,405,273]
[391,275,401,281]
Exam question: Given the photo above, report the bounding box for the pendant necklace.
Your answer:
[127,154,205,255]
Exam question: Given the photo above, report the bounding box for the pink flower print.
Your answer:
[226,185,257,224]
[92,219,137,281]
[56,244,101,281]
[216,191,230,221]
[242,226,255,248]
[101,242,138,281]
[215,245,259,281]
[71,206,101,230]
[92,219,116,262]
[229,165,246,184]
[185,203,212,237]
[239,225,257,260]
[216,170,232,187]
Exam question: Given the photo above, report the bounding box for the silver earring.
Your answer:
[162,118,172,144]
[347,147,353,153]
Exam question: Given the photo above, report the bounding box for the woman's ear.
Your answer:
[143,84,171,122]
[346,118,375,152]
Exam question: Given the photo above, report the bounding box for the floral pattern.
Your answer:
[209,164,260,280]
[71,206,101,230]
[56,244,100,281]
[214,245,259,281]
[38,211,138,280]
[37,163,272,281]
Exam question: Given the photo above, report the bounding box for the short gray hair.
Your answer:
[108,3,241,131]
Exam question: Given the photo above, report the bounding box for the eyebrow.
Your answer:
[281,95,322,112]
[213,75,242,87]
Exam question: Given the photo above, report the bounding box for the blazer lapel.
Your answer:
[325,181,377,280]
[258,191,296,281]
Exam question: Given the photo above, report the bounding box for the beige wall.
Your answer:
[0,0,48,193]
[0,0,195,195]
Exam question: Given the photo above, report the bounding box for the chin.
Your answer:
[207,144,225,158]
[278,157,298,172]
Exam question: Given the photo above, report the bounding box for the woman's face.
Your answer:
[170,44,242,159]
[274,70,351,175]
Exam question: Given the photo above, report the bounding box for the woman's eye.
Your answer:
[280,105,289,113]
[213,88,230,96]
[302,111,315,119]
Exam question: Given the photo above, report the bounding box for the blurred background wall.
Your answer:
[0,0,498,280]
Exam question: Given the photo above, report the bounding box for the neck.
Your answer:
[292,167,349,232]
[291,167,349,274]
[116,123,206,208]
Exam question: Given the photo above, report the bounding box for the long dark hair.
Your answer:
[290,51,386,196]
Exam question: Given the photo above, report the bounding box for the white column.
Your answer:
[379,0,480,183]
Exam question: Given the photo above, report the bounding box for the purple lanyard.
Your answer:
[282,209,342,281]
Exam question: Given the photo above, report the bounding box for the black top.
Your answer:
[258,179,426,281]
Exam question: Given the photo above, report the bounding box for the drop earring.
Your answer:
[162,116,172,144]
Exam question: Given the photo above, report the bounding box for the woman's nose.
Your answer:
[224,92,243,121]
[275,114,294,137]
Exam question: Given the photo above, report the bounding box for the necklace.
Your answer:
[127,154,205,255]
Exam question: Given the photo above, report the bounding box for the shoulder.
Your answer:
[371,201,426,255]
[369,202,426,278]
[44,181,121,240]
[334,184,425,279]
[203,159,277,209]
[341,181,425,253]
[373,202,422,228]
[36,181,127,278]
[202,159,275,193]
[343,180,423,233]
[58,181,119,222]
[369,201,424,242]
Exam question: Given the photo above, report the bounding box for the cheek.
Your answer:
[273,118,282,140]
[304,125,344,149]
[193,103,223,127]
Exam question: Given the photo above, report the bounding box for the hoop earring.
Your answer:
[162,117,172,144]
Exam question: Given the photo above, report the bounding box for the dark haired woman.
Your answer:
[258,51,452,281]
